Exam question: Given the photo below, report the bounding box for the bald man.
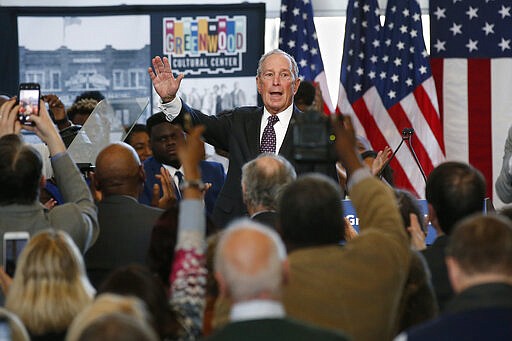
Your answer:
[85,142,163,288]
[207,220,348,341]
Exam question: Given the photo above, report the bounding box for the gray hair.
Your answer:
[256,49,299,80]
[214,219,287,301]
[241,153,297,211]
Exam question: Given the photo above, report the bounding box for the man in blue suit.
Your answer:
[139,112,225,217]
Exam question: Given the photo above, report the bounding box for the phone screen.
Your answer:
[0,319,11,340]
[18,84,40,126]
[4,237,28,277]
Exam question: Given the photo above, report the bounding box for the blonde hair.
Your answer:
[5,229,95,336]
[66,293,153,341]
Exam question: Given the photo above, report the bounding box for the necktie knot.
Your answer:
[268,115,279,126]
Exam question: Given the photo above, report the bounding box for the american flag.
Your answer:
[338,0,445,197]
[430,0,512,206]
[279,0,334,113]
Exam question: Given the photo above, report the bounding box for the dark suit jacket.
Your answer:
[139,156,225,217]
[251,210,279,231]
[403,283,512,341]
[205,318,349,341]
[85,195,163,288]
[174,102,336,228]
[421,234,453,311]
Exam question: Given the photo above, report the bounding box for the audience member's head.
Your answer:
[279,174,345,251]
[76,313,158,341]
[294,80,316,112]
[146,112,186,168]
[0,134,42,205]
[67,98,98,126]
[241,153,296,215]
[395,189,427,236]
[94,142,144,198]
[214,219,287,302]
[97,264,179,339]
[6,229,95,337]
[425,162,486,235]
[125,124,152,162]
[446,214,512,294]
[355,135,372,153]
[66,293,152,341]
[74,91,105,104]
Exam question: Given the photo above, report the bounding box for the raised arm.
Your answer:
[148,56,184,104]
[169,125,207,340]
[26,101,99,251]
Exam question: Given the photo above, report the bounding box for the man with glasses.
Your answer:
[148,49,308,228]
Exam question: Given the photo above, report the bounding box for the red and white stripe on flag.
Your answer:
[338,0,445,198]
[429,0,512,207]
[431,58,512,206]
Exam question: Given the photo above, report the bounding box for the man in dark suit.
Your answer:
[207,219,348,341]
[241,153,296,231]
[139,112,225,216]
[148,49,331,228]
[421,161,486,311]
[397,214,512,341]
[85,142,164,288]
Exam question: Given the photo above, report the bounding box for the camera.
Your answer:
[291,110,337,164]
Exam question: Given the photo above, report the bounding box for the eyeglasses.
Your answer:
[260,71,294,81]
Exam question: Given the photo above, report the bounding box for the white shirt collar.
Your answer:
[230,300,286,322]
[260,104,294,154]
[162,164,184,188]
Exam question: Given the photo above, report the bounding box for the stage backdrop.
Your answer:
[0,4,265,126]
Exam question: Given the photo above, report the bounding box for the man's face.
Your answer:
[149,122,185,167]
[256,53,300,115]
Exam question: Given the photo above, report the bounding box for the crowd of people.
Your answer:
[0,48,510,340]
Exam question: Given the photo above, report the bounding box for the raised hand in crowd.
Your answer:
[178,125,207,200]
[0,98,21,138]
[148,56,184,103]
[331,114,364,176]
[42,94,71,130]
[23,99,66,156]
[372,145,392,176]
[407,213,427,251]
[152,166,178,209]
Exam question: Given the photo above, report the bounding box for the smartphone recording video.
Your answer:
[3,232,29,278]
[17,83,40,126]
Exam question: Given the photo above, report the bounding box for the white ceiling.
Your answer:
[0,0,430,17]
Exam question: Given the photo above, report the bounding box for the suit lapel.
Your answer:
[279,108,298,158]
[245,108,263,157]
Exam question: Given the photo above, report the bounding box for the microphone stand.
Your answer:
[377,128,427,184]
[404,131,428,183]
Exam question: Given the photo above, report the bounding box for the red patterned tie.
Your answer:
[260,115,279,153]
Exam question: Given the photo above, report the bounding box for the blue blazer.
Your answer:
[139,156,225,217]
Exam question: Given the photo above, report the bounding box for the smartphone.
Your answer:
[17,83,41,126]
[0,317,11,340]
[3,232,30,277]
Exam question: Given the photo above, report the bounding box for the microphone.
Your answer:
[402,127,414,137]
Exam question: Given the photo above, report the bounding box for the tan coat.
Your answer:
[282,176,410,341]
